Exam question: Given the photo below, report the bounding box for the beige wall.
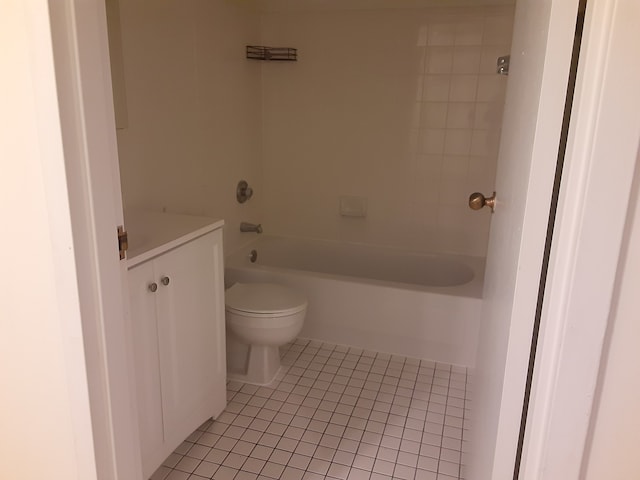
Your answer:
[261,4,513,256]
[583,152,640,478]
[115,0,263,254]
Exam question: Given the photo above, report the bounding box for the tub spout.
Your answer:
[240,222,263,234]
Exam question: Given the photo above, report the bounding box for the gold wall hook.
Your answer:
[469,191,497,212]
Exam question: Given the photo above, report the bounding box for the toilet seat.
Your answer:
[225,283,307,316]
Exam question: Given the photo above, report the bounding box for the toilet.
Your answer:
[225,282,307,385]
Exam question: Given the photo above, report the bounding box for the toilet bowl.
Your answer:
[225,282,307,385]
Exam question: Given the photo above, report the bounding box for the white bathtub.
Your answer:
[225,236,484,367]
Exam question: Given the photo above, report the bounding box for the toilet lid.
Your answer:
[225,283,308,315]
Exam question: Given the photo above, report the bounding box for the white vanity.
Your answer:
[125,211,226,478]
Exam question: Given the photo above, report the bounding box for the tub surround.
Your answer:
[111,0,513,260]
[261,4,514,257]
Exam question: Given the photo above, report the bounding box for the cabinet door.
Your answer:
[127,261,164,477]
[155,231,226,447]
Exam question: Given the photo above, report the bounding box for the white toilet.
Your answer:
[225,282,307,385]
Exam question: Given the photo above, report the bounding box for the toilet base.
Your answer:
[228,344,282,386]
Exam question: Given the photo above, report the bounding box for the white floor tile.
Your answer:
[281,466,305,480]
[175,456,200,473]
[165,471,189,480]
[193,461,218,477]
[152,339,468,480]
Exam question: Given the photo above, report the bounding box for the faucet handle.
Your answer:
[236,180,254,203]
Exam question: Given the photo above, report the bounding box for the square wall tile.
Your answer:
[427,47,454,74]
[473,102,503,130]
[449,75,478,102]
[423,76,451,102]
[452,46,482,74]
[483,15,514,45]
[421,129,446,155]
[455,21,484,46]
[428,23,456,46]
[444,130,472,156]
[421,103,449,128]
[470,129,501,157]
[447,103,475,129]
[476,75,506,102]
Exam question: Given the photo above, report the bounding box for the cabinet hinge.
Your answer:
[117,225,128,260]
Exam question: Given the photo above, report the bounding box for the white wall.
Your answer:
[261,4,513,256]
[114,0,264,254]
[583,151,640,478]
[0,2,97,478]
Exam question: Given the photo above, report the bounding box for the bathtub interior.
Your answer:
[227,235,485,294]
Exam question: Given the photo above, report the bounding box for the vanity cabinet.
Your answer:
[126,214,226,478]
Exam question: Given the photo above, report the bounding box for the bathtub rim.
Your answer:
[225,235,485,299]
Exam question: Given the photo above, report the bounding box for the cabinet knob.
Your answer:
[148,282,158,293]
[161,276,170,286]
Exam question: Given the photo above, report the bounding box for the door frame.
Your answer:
[39,0,640,478]
[518,0,640,477]
[48,0,142,478]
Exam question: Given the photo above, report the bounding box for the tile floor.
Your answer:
[151,339,470,480]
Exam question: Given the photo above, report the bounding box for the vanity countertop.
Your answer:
[125,210,224,268]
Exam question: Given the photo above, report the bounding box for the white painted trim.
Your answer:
[1,0,117,477]
[257,0,515,13]
[468,0,580,476]
[48,1,142,478]
[519,0,640,477]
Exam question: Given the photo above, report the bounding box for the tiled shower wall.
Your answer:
[113,1,513,258]
[114,0,263,254]
[261,5,514,257]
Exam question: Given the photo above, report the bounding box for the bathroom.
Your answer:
[6,0,640,479]
[110,0,526,479]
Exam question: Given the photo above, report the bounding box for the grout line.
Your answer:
[459,367,468,480]
[153,339,469,480]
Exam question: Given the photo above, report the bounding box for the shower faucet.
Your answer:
[240,222,263,234]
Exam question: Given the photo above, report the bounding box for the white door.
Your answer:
[468,0,583,478]
[48,1,142,479]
